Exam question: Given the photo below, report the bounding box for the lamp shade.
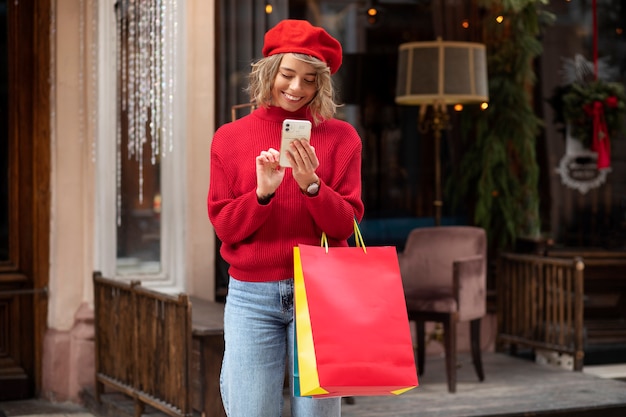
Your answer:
[395,38,489,106]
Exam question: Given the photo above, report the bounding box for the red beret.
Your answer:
[262,19,342,75]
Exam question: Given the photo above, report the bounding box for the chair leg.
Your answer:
[416,320,426,376]
[442,318,457,393]
[470,318,485,381]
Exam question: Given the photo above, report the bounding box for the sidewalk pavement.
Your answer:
[3,414,95,417]
[0,399,96,417]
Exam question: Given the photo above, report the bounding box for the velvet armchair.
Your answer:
[398,226,487,393]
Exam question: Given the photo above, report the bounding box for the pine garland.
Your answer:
[454,0,553,251]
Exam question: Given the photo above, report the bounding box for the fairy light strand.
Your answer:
[116,0,177,215]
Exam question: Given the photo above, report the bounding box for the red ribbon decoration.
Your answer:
[590,0,610,169]
[591,101,611,170]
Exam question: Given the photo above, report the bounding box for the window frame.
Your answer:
[94,0,187,292]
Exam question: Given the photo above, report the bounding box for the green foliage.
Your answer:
[561,80,626,146]
[454,0,552,251]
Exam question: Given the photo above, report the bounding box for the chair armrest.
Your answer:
[453,255,486,321]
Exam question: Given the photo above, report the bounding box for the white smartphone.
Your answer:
[279,119,312,167]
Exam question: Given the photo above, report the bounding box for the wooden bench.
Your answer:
[497,249,626,369]
[190,297,225,417]
[546,249,626,346]
[94,272,194,417]
[496,253,585,370]
[93,272,226,417]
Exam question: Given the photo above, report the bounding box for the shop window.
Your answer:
[95,0,186,290]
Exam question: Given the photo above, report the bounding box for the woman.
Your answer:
[208,19,364,417]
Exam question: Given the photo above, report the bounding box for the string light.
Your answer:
[366,7,378,25]
[496,15,504,24]
[116,0,178,219]
[453,104,463,111]
[481,102,489,110]
[616,27,623,35]
[462,20,469,29]
[265,3,273,14]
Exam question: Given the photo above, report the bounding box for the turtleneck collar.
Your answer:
[253,105,314,124]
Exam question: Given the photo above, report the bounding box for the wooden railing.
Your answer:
[496,253,585,370]
[93,272,193,417]
[547,250,626,346]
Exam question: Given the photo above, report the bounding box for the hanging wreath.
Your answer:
[561,80,626,147]
[547,53,626,170]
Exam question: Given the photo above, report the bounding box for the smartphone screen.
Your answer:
[280,119,312,167]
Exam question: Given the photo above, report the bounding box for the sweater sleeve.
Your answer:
[207,127,273,245]
[305,121,364,241]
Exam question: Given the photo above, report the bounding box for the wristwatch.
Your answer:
[302,180,320,197]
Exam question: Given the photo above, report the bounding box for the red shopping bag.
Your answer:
[293,222,418,398]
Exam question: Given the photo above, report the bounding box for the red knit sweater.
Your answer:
[207,105,364,282]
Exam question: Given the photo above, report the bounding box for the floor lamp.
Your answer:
[395,38,489,226]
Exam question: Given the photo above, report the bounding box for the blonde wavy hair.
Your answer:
[247,53,340,125]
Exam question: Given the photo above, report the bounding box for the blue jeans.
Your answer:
[220,277,341,417]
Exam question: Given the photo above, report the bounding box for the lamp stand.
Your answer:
[420,103,451,350]
[419,102,450,226]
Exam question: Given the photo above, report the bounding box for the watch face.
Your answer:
[307,182,319,194]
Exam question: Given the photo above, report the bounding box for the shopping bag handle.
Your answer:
[320,219,366,254]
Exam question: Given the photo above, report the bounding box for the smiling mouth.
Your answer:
[283,92,302,102]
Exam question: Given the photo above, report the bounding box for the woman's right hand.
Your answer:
[255,148,285,198]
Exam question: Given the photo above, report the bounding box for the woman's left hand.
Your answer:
[288,139,320,188]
